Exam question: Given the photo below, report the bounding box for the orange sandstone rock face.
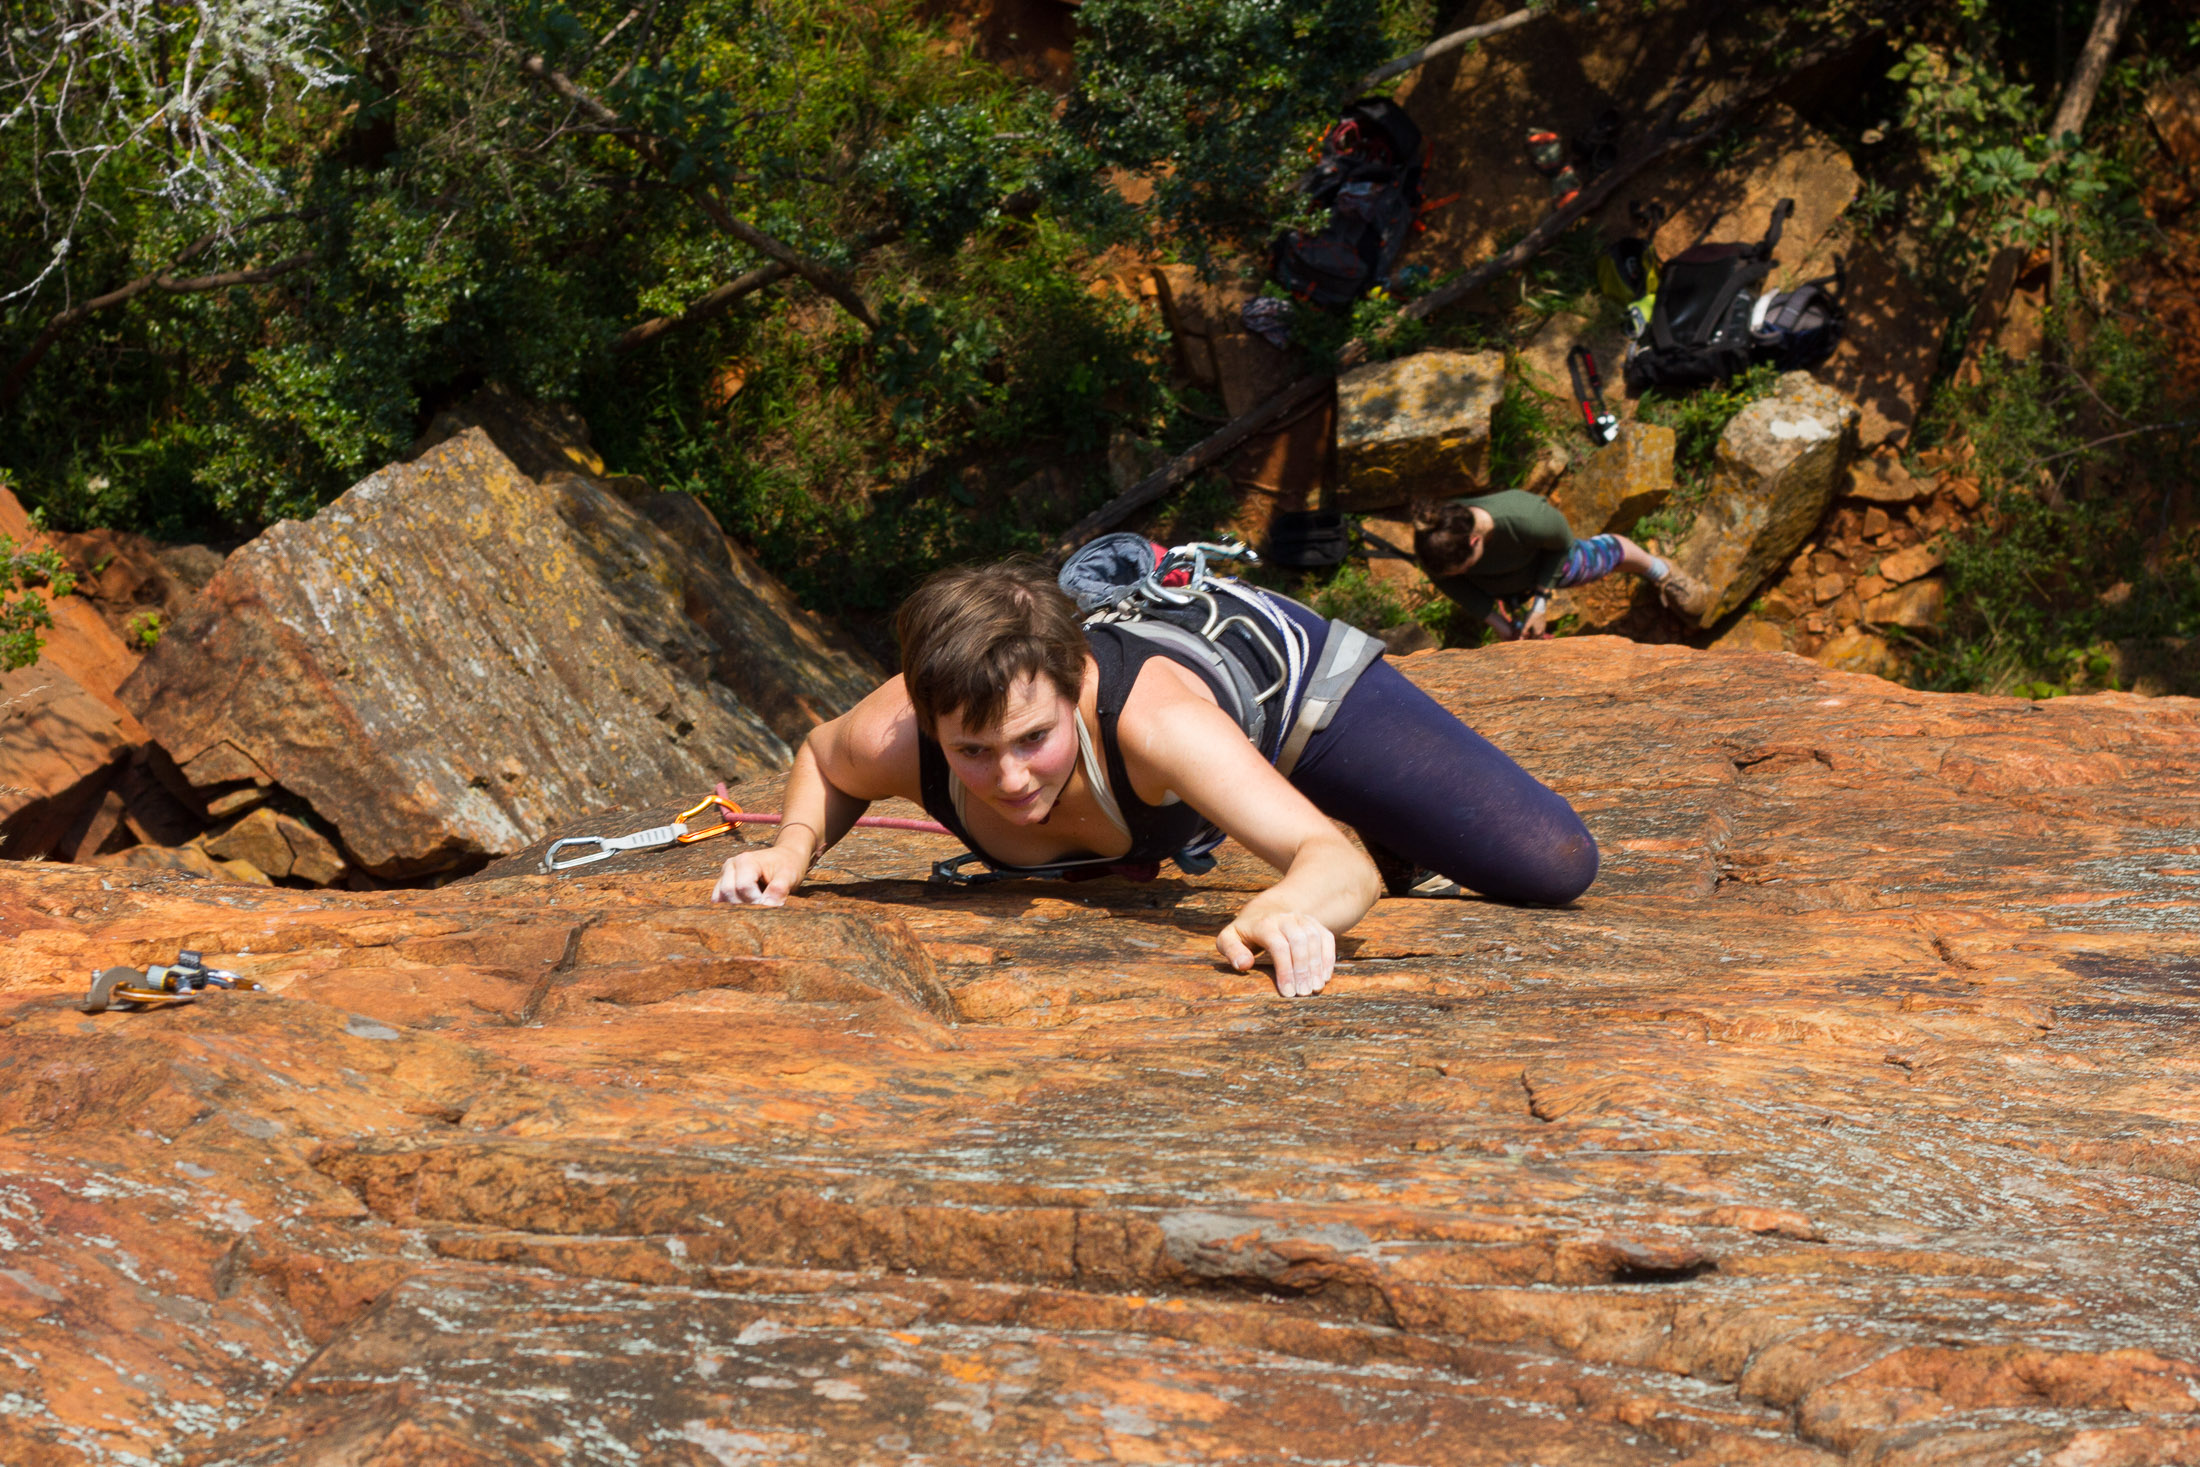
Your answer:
[4,639,2200,1465]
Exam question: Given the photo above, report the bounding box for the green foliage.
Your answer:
[124,610,165,651]
[1904,324,2200,696]
[0,534,75,673]
[2,0,1033,535]
[1487,372,1567,492]
[598,217,1173,620]
[1883,38,2114,290]
[1062,0,1388,259]
[1308,560,1405,633]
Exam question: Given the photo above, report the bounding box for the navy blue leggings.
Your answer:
[1274,600,1598,905]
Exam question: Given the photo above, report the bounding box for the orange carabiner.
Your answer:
[673,791,744,845]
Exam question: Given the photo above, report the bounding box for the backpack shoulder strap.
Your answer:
[1106,617,1266,750]
[1756,197,1795,261]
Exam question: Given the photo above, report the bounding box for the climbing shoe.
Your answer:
[1363,835,1457,899]
[1549,164,1583,210]
[1657,567,1714,619]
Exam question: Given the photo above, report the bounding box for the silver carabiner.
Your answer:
[543,822,689,872]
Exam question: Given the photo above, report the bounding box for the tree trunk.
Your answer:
[1960,0,2141,376]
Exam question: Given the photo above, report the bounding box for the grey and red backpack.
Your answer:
[1269,97,1429,310]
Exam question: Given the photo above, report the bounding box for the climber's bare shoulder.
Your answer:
[811,675,925,805]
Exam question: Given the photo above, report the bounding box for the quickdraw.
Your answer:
[544,787,948,872]
[82,950,264,1014]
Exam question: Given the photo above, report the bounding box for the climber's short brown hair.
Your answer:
[1412,497,1485,578]
[896,559,1088,735]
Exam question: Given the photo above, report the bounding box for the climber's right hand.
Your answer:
[711,842,809,906]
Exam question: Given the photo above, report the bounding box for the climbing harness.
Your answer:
[932,537,1385,887]
[544,789,948,872]
[1566,345,1619,446]
[81,950,264,1014]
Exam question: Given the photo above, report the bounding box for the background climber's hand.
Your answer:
[1217,910,1336,998]
[1520,602,1552,639]
[711,843,808,906]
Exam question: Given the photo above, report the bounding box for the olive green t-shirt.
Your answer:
[1427,489,1577,622]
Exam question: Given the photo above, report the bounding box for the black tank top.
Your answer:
[915,623,1236,870]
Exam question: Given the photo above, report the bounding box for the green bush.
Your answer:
[1,534,76,673]
[1905,323,2200,696]
[1308,561,1405,633]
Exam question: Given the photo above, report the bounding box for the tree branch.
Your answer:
[612,264,791,355]
[456,2,880,333]
[3,246,314,408]
[2049,0,2140,140]
[1359,7,1536,91]
[612,224,903,355]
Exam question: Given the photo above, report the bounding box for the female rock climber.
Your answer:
[711,554,1597,997]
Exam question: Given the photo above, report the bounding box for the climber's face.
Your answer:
[936,672,1082,825]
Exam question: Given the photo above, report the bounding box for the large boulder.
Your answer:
[1549,421,1674,536]
[121,429,879,878]
[1334,349,1505,510]
[1672,373,1861,627]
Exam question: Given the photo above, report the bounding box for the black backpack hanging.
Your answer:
[1269,97,1428,311]
[1623,198,1794,394]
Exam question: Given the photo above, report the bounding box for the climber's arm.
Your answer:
[1117,683,1379,998]
[713,678,921,905]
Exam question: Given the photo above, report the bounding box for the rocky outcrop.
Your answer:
[7,640,2200,1464]
[1335,349,1505,509]
[120,429,878,878]
[0,487,159,861]
[1673,372,1861,626]
[0,663,134,860]
[1549,421,1673,536]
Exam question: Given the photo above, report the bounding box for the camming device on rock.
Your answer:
[82,950,264,1014]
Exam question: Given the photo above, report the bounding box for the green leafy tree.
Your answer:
[1061,0,1390,258]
